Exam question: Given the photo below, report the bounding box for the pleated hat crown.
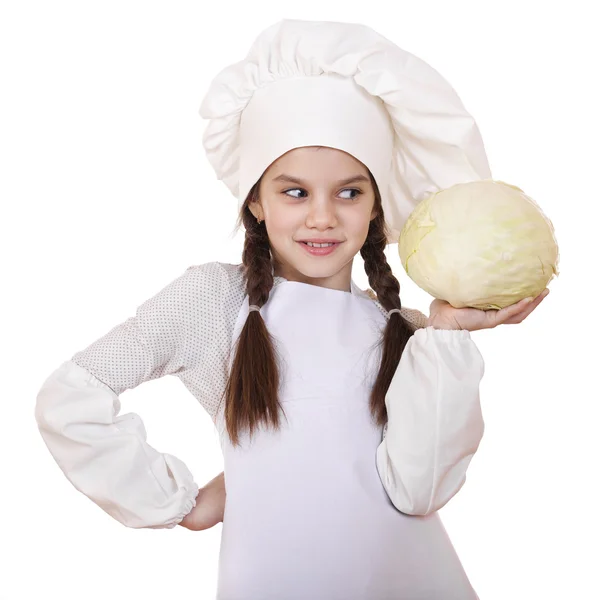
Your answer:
[199,18,492,244]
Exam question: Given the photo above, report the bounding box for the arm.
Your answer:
[179,471,226,531]
[35,361,199,529]
[34,263,224,529]
[375,324,485,516]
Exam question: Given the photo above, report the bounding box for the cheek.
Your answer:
[267,209,300,234]
[347,209,372,235]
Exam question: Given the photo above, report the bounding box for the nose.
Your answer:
[305,196,338,230]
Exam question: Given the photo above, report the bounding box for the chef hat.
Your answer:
[199,18,492,244]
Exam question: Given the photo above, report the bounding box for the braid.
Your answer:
[241,204,273,307]
[361,216,402,314]
[360,177,417,427]
[223,182,283,447]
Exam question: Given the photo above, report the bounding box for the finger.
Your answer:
[492,297,533,326]
[503,290,549,324]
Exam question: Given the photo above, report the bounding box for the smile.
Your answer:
[297,241,342,256]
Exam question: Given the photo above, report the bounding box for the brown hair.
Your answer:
[221,159,417,447]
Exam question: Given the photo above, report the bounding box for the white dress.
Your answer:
[34,262,485,598]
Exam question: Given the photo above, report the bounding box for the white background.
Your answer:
[2,1,598,598]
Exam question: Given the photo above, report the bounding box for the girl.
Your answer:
[35,18,548,599]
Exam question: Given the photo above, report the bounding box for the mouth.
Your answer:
[297,241,342,256]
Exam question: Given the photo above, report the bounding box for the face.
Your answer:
[250,146,378,292]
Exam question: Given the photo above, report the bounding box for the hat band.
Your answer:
[238,74,394,205]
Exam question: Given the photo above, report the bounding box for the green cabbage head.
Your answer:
[398,179,560,310]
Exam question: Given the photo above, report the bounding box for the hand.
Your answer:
[427,288,550,332]
[178,471,226,531]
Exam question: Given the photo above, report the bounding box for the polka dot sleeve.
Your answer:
[34,262,237,529]
[68,264,217,395]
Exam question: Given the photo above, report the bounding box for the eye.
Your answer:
[339,188,363,200]
[282,188,307,199]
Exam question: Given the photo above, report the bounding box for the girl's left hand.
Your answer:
[179,471,226,531]
[427,288,550,332]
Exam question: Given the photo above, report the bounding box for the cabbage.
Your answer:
[398,179,560,310]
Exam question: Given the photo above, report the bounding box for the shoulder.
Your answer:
[363,287,428,330]
[177,261,247,315]
[182,261,244,294]
[136,262,234,314]
[134,261,246,330]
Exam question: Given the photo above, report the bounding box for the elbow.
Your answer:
[376,444,434,516]
[376,443,474,517]
[385,487,437,517]
[34,360,86,437]
[35,360,115,436]
[381,470,465,517]
[35,368,75,436]
[35,381,61,435]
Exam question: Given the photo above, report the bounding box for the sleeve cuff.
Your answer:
[415,325,472,343]
[163,480,200,529]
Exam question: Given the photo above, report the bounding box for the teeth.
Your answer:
[306,242,334,247]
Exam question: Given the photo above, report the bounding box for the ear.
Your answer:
[248,201,263,220]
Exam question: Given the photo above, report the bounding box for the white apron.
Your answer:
[214,280,480,600]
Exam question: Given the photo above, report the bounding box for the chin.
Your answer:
[292,254,352,280]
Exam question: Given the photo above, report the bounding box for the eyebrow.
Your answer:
[271,173,369,186]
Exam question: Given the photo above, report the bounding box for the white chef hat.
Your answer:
[199,18,492,245]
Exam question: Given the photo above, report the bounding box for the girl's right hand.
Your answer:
[178,471,226,531]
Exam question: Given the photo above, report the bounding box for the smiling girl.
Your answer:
[35,18,547,600]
